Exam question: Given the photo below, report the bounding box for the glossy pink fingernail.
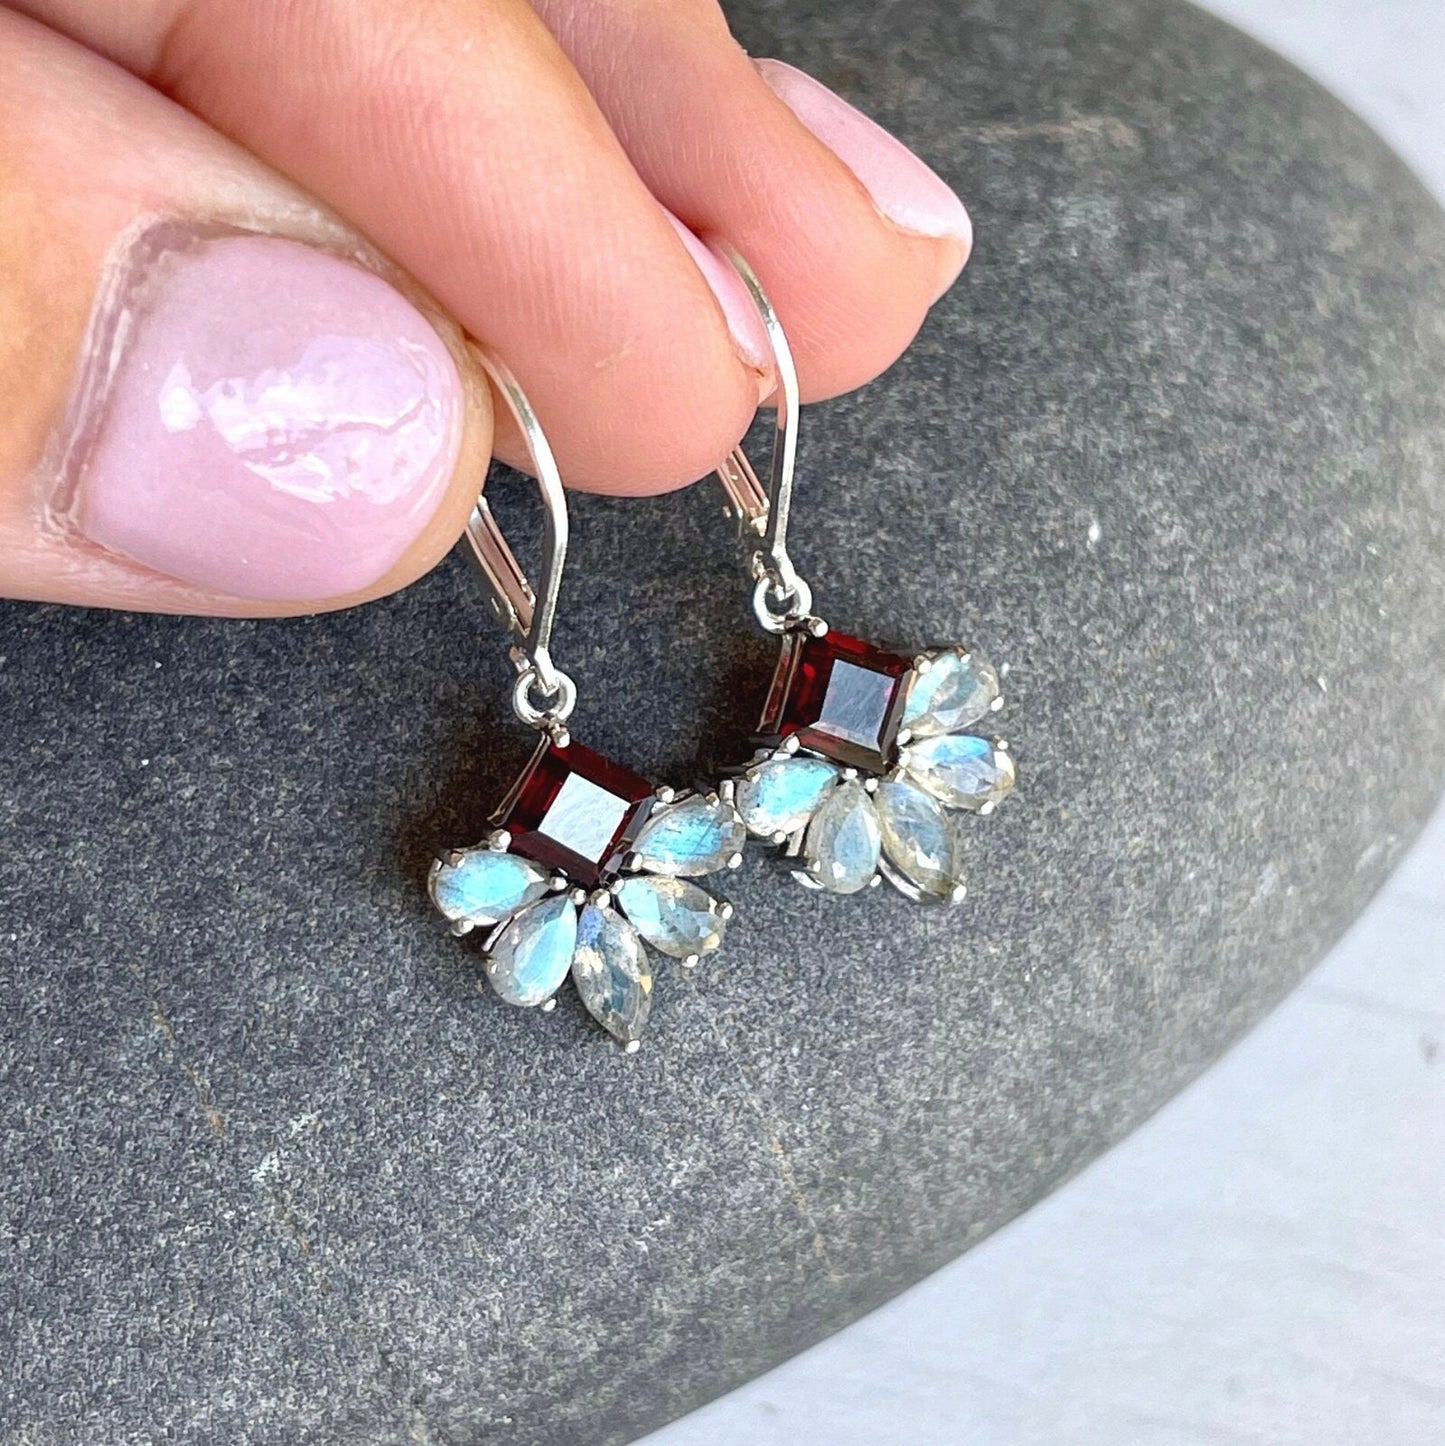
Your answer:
[61,226,464,601]
[757,59,972,254]
[664,210,774,387]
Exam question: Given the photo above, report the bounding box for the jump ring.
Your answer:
[512,666,577,729]
[752,574,813,635]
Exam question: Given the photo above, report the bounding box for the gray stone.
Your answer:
[2,1,1444,1443]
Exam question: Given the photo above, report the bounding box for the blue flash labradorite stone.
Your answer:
[900,649,1000,739]
[486,894,578,1007]
[630,795,746,877]
[614,876,728,960]
[736,756,841,838]
[429,848,550,925]
[571,904,652,1045]
[901,733,1016,811]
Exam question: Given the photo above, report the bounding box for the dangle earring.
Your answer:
[714,254,1016,902]
[428,355,745,1048]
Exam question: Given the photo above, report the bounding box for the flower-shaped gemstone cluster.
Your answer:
[731,629,1014,902]
[430,738,745,1048]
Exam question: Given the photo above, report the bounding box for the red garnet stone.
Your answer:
[494,738,655,888]
[758,628,914,772]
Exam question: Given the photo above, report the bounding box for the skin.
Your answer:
[0,0,970,615]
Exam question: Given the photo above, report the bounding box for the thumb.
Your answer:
[1,11,491,616]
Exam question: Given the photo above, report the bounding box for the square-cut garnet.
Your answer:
[493,738,655,888]
[758,629,914,772]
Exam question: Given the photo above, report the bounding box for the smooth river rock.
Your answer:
[2,0,1444,1441]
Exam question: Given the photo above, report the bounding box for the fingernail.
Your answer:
[664,210,775,394]
[60,225,465,601]
[756,59,972,257]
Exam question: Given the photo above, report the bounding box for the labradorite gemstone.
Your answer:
[428,848,550,925]
[902,734,1016,811]
[803,777,882,894]
[571,904,652,1044]
[630,795,746,877]
[875,776,965,902]
[614,875,728,959]
[901,649,1000,739]
[736,756,841,838]
[486,894,578,1007]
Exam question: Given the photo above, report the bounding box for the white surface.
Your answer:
[643,5,1445,1442]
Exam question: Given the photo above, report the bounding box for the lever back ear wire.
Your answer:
[424,350,745,1048]
[710,253,1017,906]
[464,350,576,739]
[712,249,815,634]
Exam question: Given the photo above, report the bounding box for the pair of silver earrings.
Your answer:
[427,255,1016,1049]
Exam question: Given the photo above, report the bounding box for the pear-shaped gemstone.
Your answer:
[631,794,746,877]
[571,903,652,1044]
[614,875,728,959]
[736,756,841,838]
[429,848,550,925]
[803,778,881,894]
[876,776,966,902]
[902,734,1016,811]
[486,894,578,1006]
[901,648,1000,739]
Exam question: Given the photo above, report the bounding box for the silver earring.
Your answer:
[428,354,744,1048]
[714,253,1016,903]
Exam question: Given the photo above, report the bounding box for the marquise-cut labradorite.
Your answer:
[901,648,1000,739]
[429,848,550,925]
[571,904,652,1044]
[803,777,881,894]
[876,776,965,902]
[631,794,746,877]
[486,893,578,1007]
[614,875,728,960]
[902,734,1016,811]
[736,756,840,838]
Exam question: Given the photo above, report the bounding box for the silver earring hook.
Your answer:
[465,351,577,730]
[712,250,814,632]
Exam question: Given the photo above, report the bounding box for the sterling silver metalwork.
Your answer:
[713,254,1017,906]
[714,249,814,634]
[428,354,746,1047]
[466,350,574,731]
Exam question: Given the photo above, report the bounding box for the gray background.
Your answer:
[646,7,1445,1442]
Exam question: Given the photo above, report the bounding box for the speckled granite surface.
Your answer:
[3,1,1444,1442]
